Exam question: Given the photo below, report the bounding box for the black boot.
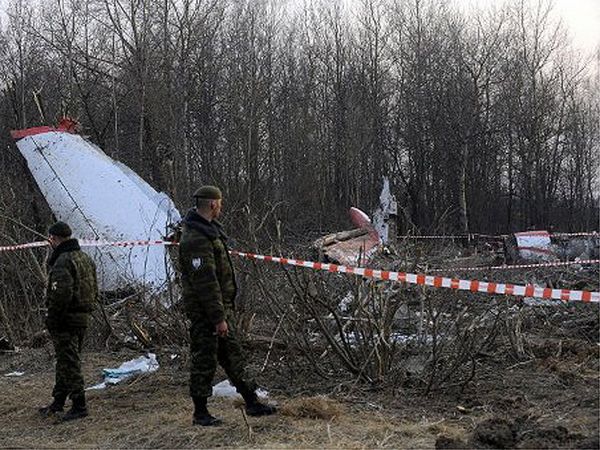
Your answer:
[192,396,222,426]
[242,392,277,417]
[62,393,89,422]
[38,394,66,417]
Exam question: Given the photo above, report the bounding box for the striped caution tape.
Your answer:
[552,232,600,237]
[398,233,508,239]
[1,239,598,302]
[0,239,175,252]
[78,239,173,248]
[428,259,600,273]
[399,234,477,240]
[3,231,596,250]
[0,241,49,252]
[230,250,600,303]
[399,231,598,240]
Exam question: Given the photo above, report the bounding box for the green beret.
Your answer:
[48,221,72,238]
[193,185,222,200]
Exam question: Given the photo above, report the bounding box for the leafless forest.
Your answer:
[1,0,598,231]
[0,1,598,448]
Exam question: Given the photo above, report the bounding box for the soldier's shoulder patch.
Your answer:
[191,257,203,270]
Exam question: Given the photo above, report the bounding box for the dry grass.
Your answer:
[279,395,346,420]
[0,349,450,449]
[1,341,596,449]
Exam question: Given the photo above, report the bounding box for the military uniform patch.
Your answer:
[192,257,203,270]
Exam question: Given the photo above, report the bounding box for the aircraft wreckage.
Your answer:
[313,178,398,266]
[11,119,181,292]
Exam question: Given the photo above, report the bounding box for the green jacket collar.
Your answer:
[48,238,80,267]
[183,208,228,241]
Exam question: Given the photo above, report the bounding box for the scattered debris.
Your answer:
[87,353,159,390]
[313,210,380,266]
[505,230,599,263]
[349,207,379,241]
[212,379,268,399]
[4,371,25,377]
[314,229,379,266]
[313,178,400,265]
[505,231,557,262]
[554,234,600,260]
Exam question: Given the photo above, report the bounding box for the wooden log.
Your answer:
[313,228,368,249]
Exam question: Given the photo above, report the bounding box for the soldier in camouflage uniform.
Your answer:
[179,186,276,426]
[39,221,98,422]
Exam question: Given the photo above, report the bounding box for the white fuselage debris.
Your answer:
[14,130,181,292]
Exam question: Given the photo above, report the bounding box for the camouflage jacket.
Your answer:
[179,209,237,325]
[46,239,98,330]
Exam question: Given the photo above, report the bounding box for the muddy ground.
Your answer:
[0,330,598,449]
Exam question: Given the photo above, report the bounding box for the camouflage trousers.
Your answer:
[189,314,257,398]
[50,328,86,401]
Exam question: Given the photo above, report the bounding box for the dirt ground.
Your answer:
[0,333,598,449]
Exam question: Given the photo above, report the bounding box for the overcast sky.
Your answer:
[453,0,599,55]
[0,0,598,53]
[553,0,599,52]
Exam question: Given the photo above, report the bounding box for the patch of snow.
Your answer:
[338,292,354,313]
[524,297,563,306]
[389,333,435,344]
[339,331,436,346]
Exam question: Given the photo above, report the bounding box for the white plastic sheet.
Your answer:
[212,379,268,399]
[87,353,159,390]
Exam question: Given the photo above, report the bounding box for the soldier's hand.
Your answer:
[215,320,229,337]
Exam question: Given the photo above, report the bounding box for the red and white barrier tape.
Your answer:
[0,241,49,252]
[3,232,595,250]
[230,251,599,303]
[0,239,175,252]
[398,233,508,240]
[400,232,598,240]
[399,235,472,240]
[79,239,174,248]
[3,238,595,270]
[428,259,600,273]
[552,232,600,237]
[1,239,598,302]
